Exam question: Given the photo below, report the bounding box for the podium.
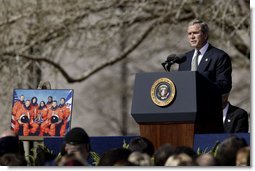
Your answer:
[131,71,223,149]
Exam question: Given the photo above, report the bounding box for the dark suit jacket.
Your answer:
[179,44,232,94]
[223,103,249,133]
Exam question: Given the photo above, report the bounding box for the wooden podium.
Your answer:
[131,71,223,149]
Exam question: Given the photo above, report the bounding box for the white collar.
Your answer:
[223,102,230,123]
[196,42,209,56]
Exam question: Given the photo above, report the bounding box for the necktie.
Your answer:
[191,50,200,71]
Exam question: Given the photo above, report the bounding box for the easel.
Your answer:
[20,81,51,160]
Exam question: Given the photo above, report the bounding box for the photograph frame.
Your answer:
[11,89,74,140]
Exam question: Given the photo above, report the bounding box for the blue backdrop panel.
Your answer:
[44,133,250,157]
[193,133,250,152]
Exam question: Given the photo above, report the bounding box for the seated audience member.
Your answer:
[0,153,27,166]
[128,137,155,157]
[154,143,175,166]
[236,146,250,166]
[58,153,85,166]
[63,127,91,166]
[173,146,197,161]
[196,153,218,166]
[98,148,131,166]
[215,136,248,166]
[222,93,249,133]
[164,153,197,166]
[0,130,22,157]
[128,151,152,166]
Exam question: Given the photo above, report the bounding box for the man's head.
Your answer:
[48,96,53,102]
[52,100,58,108]
[25,100,30,107]
[64,127,91,161]
[20,95,25,101]
[187,19,209,50]
[60,98,65,105]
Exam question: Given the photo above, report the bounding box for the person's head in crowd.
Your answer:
[0,130,22,157]
[196,153,218,166]
[64,127,91,165]
[58,153,85,166]
[128,151,152,166]
[0,130,25,156]
[154,143,175,166]
[236,146,250,166]
[0,153,27,166]
[173,146,197,160]
[98,148,131,166]
[164,153,197,166]
[216,136,248,166]
[128,137,155,157]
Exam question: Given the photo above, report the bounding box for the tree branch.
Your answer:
[3,17,159,83]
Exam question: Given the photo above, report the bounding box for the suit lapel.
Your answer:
[186,50,194,70]
[198,44,213,72]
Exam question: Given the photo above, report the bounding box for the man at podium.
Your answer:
[178,19,232,95]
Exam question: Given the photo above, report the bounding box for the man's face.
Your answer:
[60,99,65,105]
[48,97,52,102]
[187,24,208,49]
[20,96,24,101]
[25,101,30,107]
[53,101,57,107]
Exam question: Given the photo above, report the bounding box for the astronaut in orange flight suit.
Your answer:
[46,96,53,109]
[48,100,64,136]
[58,98,71,136]
[37,101,49,136]
[29,97,40,134]
[14,100,33,136]
[12,95,25,132]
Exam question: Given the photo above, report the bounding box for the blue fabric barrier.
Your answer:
[44,133,250,163]
[193,133,250,152]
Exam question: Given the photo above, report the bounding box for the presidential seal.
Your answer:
[151,78,176,107]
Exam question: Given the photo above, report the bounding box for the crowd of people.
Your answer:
[0,127,250,166]
[11,95,71,136]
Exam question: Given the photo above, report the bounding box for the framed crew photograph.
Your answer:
[11,89,73,138]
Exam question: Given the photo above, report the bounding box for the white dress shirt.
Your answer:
[223,103,229,123]
[192,42,209,66]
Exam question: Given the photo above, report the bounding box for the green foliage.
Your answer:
[90,151,101,166]
[122,139,129,149]
[89,139,130,166]
[25,143,56,166]
[196,141,220,157]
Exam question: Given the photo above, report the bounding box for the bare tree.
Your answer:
[0,0,250,135]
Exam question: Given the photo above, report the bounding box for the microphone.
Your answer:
[162,54,186,71]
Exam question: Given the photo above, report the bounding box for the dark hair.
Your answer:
[65,127,90,151]
[216,136,247,166]
[188,19,209,34]
[98,148,131,166]
[0,153,27,166]
[173,146,197,160]
[128,137,155,157]
[154,143,175,166]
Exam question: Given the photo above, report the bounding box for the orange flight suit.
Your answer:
[59,104,71,136]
